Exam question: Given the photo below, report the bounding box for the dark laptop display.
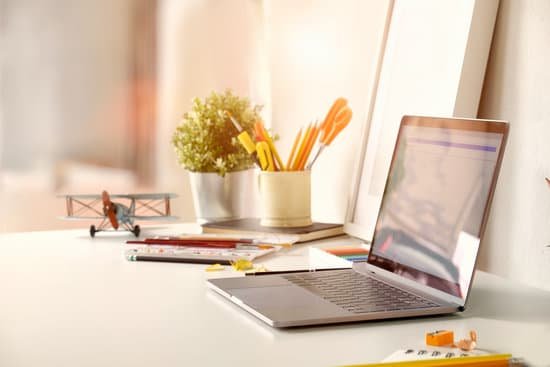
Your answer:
[369,117,508,299]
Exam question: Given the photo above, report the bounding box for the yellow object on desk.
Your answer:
[342,354,517,367]
[297,123,320,170]
[231,259,254,271]
[286,127,302,169]
[258,122,284,171]
[291,123,312,171]
[205,263,225,272]
[256,141,275,171]
[426,330,454,346]
[226,111,262,169]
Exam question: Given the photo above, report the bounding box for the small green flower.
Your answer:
[172,89,261,176]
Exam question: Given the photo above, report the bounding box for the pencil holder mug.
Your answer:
[258,170,312,227]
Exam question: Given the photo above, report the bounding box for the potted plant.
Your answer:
[172,90,261,223]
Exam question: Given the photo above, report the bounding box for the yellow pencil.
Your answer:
[298,123,320,170]
[341,353,515,367]
[286,128,302,170]
[292,123,312,171]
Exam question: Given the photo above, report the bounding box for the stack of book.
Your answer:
[201,218,344,243]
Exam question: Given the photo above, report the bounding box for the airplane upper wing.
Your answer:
[58,193,177,200]
[110,193,177,200]
[60,193,178,219]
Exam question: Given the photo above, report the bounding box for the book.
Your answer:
[201,218,344,243]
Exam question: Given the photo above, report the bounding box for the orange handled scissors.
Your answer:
[306,101,352,169]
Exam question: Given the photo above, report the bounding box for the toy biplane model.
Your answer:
[60,191,177,237]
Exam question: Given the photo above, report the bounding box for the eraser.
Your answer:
[426,330,454,346]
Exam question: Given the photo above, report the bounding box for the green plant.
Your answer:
[172,90,261,176]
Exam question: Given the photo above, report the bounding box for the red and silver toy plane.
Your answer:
[60,191,177,237]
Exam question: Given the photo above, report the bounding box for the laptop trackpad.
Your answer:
[230,285,351,322]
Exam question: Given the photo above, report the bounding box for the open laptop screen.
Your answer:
[368,116,508,299]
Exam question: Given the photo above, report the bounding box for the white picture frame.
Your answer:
[344,0,500,241]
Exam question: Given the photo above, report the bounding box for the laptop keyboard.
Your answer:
[283,270,439,314]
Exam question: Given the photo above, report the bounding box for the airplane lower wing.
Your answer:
[130,216,179,221]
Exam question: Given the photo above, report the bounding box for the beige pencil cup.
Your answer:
[258,170,312,227]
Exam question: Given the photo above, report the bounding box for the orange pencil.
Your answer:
[297,124,319,170]
[254,121,265,141]
[286,128,302,170]
[292,124,312,171]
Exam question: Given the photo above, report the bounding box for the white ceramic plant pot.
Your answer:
[188,169,257,223]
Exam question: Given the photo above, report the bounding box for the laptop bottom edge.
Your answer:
[207,281,460,328]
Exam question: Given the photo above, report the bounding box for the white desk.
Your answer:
[1,225,549,367]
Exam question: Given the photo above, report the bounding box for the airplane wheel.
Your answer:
[90,225,96,238]
[133,225,140,237]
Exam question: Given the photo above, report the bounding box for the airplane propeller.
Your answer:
[102,190,119,230]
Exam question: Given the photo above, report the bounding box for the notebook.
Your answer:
[207,116,509,327]
[201,218,344,243]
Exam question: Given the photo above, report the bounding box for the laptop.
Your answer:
[207,116,509,327]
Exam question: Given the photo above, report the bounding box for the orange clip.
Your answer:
[426,330,454,346]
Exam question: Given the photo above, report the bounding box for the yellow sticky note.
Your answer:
[205,263,225,272]
[231,259,254,271]
[253,265,269,273]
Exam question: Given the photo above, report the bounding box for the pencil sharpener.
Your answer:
[426,330,454,346]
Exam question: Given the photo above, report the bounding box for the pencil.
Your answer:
[127,254,233,265]
[341,354,515,367]
[292,123,312,171]
[286,128,302,170]
[127,239,238,248]
[298,123,320,170]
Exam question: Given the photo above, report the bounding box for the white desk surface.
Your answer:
[1,224,549,367]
